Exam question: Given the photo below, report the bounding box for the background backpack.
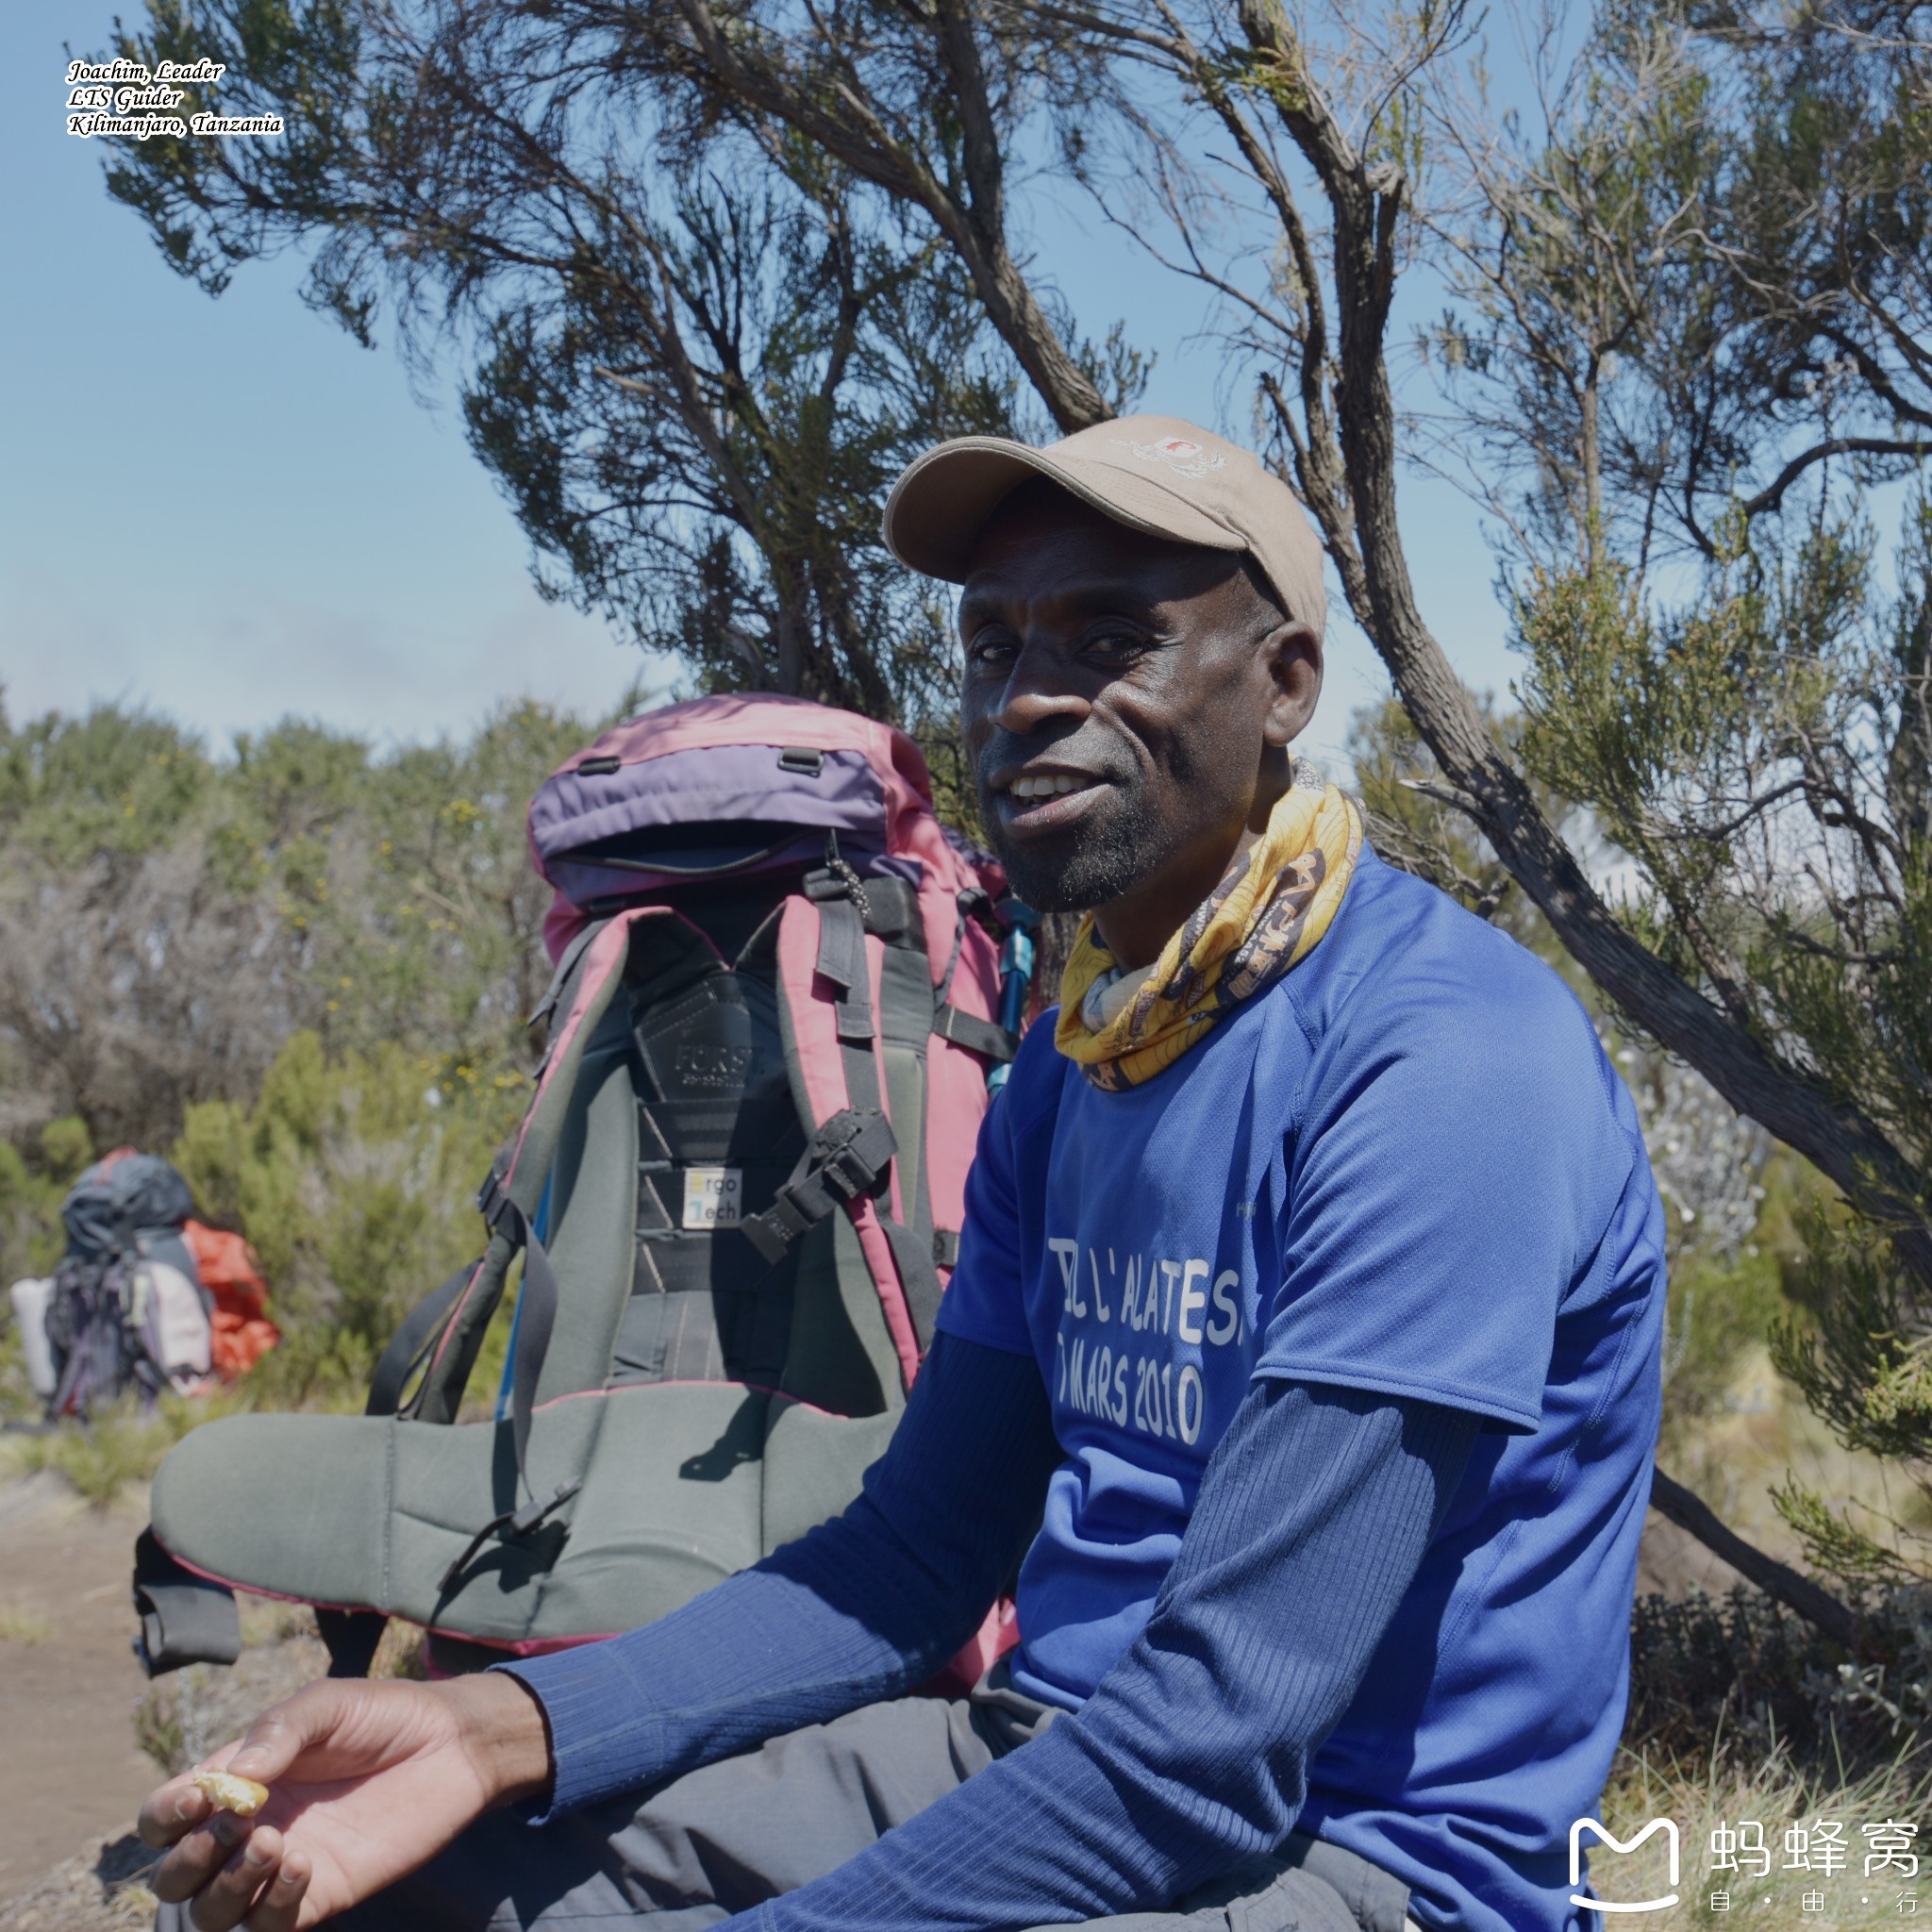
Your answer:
[40,1151,213,1419]
[182,1223,281,1380]
[141,696,1020,1679]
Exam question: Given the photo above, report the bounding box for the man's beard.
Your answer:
[981,780,1177,915]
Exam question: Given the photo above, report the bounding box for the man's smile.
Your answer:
[985,762,1110,835]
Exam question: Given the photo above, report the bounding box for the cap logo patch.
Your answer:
[1114,435,1228,481]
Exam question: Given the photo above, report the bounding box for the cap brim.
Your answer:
[882,435,1245,583]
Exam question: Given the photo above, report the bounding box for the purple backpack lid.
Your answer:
[531,743,884,859]
[530,741,919,906]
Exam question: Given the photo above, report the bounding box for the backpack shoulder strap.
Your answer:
[400,908,668,1480]
[743,893,931,1390]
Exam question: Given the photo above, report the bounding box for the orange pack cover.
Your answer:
[182,1221,281,1378]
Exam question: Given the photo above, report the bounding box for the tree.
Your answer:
[1411,2,1932,1580]
[0,696,609,1157]
[625,0,1138,433]
[627,0,1932,1326]
[0,701,316,1151]
[92,0,1932,1600]
[103,0,1062,724]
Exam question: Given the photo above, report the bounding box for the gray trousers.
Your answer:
[165,1672,1417,1932]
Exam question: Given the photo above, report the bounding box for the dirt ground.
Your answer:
[0,1475,164,1906]
[0,1473,335,1929]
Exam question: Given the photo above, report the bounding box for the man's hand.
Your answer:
[137,1671,552,1930]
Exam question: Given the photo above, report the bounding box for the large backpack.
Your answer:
[140,697,1017,1679]
[41,1151,213,1419]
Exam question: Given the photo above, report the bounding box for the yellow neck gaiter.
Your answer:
[1055,760,1364,1091]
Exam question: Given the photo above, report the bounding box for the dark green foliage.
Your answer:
[0,695,608,1157]
[1627,1579,1932,1780]
[1509,489,1932,1581]
[171,1028,523,1406]
[455,172,1020,724]
[1627,1585,1841,1771]
[0,703,213,863]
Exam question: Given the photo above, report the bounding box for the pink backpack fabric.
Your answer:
[530,693,1009,1391]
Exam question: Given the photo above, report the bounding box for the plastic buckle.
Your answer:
[741,1110,896,1264]
[475,1169,517,1240]
[822,1109,893,1197]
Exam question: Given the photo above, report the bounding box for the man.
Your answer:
[142,415,1666,1932]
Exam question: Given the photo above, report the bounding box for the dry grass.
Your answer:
[235,1591,319,1650]
[1595,1745,1932,1926]
[0,1594,55,1643]
[0,1389,252,1508]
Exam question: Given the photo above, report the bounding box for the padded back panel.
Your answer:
[759,1400,899,1557]
[515,1386,769,1636]
[619,914,806,1385]
[152,1388,889,1645]
[153,1412,394,1610]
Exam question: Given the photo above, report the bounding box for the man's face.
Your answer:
[958,484,1321,943]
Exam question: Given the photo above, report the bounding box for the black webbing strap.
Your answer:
[409,1174,575,1601]
[366,1257,479,1420]
[811,892,875,1044]
[132,1527,241,1677]
[316,1607,388,1680]
[800,841,892,1134]
[741,1108,898,1265]
[933,1228,960,1270]
[437,1478,583,1597]
[932,1003,1018,1062]
[478,1173,562,1497]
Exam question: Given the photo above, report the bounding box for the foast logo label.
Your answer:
[1113,435,1229,481]
[1570,1817,1680,1915]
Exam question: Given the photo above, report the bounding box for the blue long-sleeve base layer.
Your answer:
[499,1333,1478,1932]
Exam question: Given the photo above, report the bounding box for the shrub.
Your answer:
[172,1030,527,1408]
[1628,1582,1932,1784]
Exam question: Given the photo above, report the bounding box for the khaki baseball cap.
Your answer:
[881,412,1327,639]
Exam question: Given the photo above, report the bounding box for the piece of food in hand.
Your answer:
[192,1769,271,1816]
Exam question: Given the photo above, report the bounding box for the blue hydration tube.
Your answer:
[987,903,1039,1098]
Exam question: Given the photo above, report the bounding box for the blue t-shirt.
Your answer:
[937,845,1667,1932]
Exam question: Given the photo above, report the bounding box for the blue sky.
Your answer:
[1,9,1516,769]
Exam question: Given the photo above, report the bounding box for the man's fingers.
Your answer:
[242,1847,310,1932]
[151,1811,250,1904]
[138,1774,212,1849]
[144,1677,344,1861]
[188,1824,283,1932]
